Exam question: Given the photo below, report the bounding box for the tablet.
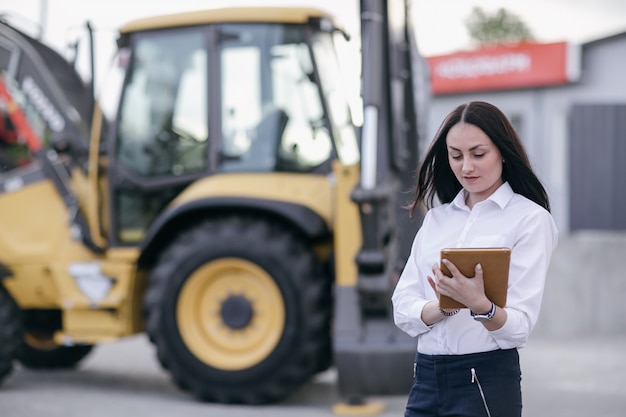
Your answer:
[439,247,511,309]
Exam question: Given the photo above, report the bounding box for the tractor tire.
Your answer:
[18,333,93,369]
[0,285,22,386]
[143,215,332,404]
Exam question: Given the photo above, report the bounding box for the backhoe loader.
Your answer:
[0,0,429,405]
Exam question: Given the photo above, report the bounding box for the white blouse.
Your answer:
[392,182,558,355]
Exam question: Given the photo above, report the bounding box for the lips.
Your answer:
[463,176,479,183]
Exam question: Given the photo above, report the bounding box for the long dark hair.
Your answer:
[411,101,551,214]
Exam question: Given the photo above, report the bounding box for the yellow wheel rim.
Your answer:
[176,258,286,371]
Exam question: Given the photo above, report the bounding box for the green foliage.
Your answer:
[465,7,534,47]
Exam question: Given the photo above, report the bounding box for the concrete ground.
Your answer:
[1,333,626,417]
[519,334,626,417]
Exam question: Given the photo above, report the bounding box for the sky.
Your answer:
[1,0,626,85]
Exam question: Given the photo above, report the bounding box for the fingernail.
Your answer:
[476,263,482,270]
[442,259,448,265]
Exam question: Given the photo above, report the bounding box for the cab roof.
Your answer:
[119,7,335,34]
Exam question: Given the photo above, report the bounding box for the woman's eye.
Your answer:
[450,155,462,160]
[473,153,485,158]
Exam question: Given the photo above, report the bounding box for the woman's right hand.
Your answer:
[419,264,458,325]
[427,264,440,297]
[427,264,459,315]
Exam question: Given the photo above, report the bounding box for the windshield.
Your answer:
[311,31,359,166]
[219,23,333,173]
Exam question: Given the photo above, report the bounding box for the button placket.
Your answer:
[456,208,480,247]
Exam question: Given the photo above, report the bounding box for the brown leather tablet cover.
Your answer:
[439,247,511,309]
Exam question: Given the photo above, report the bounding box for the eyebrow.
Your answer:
[447,144,488,152]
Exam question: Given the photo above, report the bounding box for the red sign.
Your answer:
[426,42,580,95]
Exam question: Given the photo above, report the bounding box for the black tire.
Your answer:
[143,215,332,404]
[0,285,22,386]
[18,333,93,369]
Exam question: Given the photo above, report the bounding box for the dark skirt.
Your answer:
[405,348,522,417]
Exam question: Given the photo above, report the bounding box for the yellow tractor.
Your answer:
[0,0,429,404]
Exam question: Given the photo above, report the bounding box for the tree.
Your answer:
[465,7,534,48]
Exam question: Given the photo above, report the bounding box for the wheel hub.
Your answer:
[220,295,253,329]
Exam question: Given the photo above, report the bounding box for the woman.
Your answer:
[392,101,558,417]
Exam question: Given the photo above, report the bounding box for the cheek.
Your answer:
[448,160,464,178]
[493,155,503,171]
[489,158,504,178]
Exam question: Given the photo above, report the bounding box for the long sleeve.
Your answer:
[489,207,558,348]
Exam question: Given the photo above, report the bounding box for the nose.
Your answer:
[462,158,474,173]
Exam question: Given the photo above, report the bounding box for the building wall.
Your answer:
[423,33,626,335]
[425,33,626,235]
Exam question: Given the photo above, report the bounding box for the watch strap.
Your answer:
[471,302,496,321]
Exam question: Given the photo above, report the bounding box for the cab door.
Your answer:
[108,26,210,244]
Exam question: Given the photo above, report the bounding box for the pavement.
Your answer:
[335,333,626,417]
[1,333,626,416]
[518,334,626,417]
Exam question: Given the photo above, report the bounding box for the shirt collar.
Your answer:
[451,182,514,210]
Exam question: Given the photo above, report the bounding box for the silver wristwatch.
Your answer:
[471,302,496,322]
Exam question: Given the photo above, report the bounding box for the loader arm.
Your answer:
[0,21,92,156]
[333,0,430,402]
[0,22,102,252]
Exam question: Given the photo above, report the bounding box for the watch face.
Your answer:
[472,315,491,322]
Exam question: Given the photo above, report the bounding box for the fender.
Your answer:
[137,196,331,266]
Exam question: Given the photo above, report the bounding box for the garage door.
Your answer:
[569,104,626,231]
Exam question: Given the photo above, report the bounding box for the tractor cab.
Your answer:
[97,8,359,244]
